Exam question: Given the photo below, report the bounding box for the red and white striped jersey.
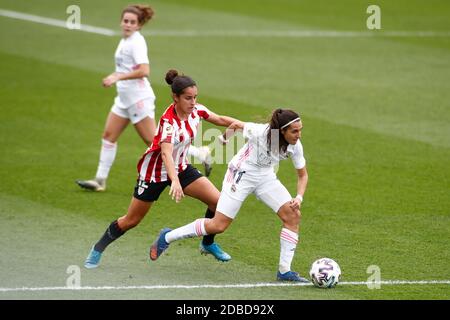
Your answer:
[137,103,211,182]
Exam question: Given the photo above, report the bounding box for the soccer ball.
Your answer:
[309,257,341,288]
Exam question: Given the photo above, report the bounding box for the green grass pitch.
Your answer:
[0,0,449,299]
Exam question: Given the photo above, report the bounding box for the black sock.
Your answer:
[94,220,125,252]
[202,208,215,245]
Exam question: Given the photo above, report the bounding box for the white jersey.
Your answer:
[229,123,306,172]
[114,31,155,107]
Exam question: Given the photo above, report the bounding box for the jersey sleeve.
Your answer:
[160,119,175,145]
[132,36,150,65]
[196,104,211,120]
[291,140,306,169]
[243,123,268,140]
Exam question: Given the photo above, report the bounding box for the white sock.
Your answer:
[95,139,117,180]
[165,218,208,243]
[279,228,299,274]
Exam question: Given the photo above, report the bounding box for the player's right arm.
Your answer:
[102,64,150,87]
[160,142,184,203]
[104,36,150,87]
[290,166,308,210]
[159,119,183,203]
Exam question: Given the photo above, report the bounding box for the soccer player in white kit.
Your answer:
[83,69,241,268]
[150,109,310,282]
[76,5,211,192]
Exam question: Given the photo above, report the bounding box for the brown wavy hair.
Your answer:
[121,4,154,26]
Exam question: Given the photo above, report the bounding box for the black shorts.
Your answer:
[133,164,203,202]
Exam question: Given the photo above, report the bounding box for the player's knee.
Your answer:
[208,204,217,213]
[280,205,300,226]
[212,221,227,234]
[201,198,218,215]
[214,225,226,234]
[291,209,301,225]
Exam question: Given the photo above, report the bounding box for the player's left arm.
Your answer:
[117,64,150,80]
[290,166,308,210]
[103,64,150,87]
[296,166,308,201]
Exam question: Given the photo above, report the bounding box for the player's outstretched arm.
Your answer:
[102,64,150,87]
[205,112,239,128]
[218,121,245,144]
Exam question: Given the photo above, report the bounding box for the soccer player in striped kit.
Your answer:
[150,109,310,282]
[84,69,240,268]
[76,4,212,193]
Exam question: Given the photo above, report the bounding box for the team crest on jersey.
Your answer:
[138,187,145,195]
[165,123,173,134]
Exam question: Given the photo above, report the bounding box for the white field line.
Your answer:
[0,9,115,36]
[1,8,450,38]
[1,280,449,292]
[147,30,450,38]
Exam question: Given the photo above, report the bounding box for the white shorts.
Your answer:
[111,96,155,124]
[216,167,292,219]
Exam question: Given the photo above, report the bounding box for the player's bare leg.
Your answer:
[77,113,129,192]
[85,198,153,268]
[134,116,156,147]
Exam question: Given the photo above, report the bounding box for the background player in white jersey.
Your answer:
[83,69,241,268]
[150,109,310,282]
[76,4,212,192]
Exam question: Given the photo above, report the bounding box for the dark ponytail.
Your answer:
[267,108,300,152]
[165,69,196,96]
